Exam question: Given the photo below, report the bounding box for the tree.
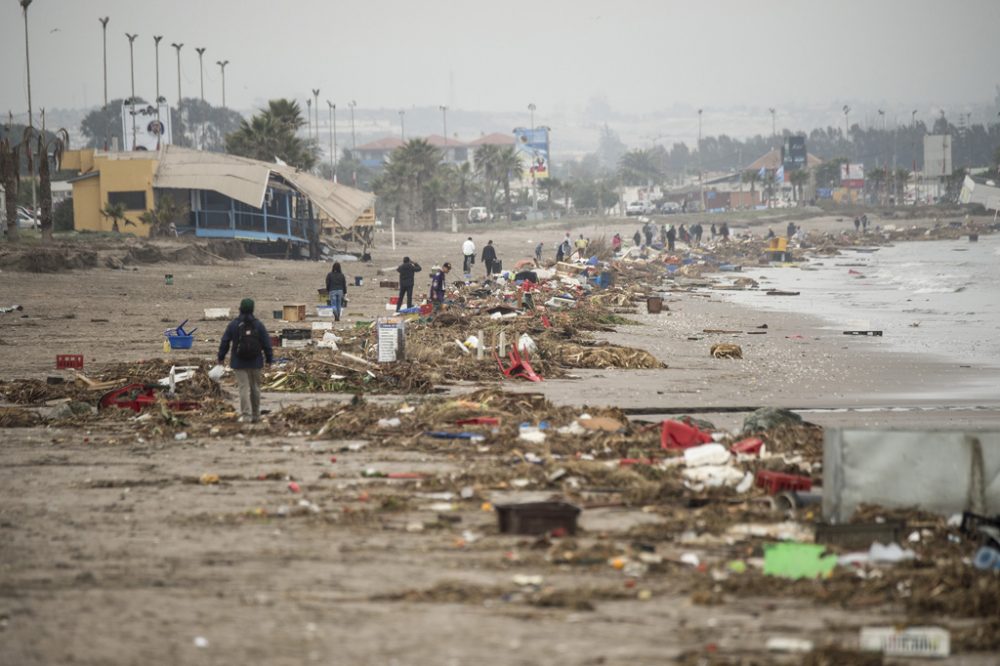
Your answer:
[741,169,759,199]
[80,98,126,149]
[0,132,20,241]
[473,144,504,214]
[894,168,911,202]
[372,139,444,229]
[29,127,69,241]
[225,99,316,169]
[538,176,561,209]
[789,169,809,203]
[100,201,128,233]
[139,192,188,237]
[760,171,777,207]
[618,149,662,186]
[495,146,522,221]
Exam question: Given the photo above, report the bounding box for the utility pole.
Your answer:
[842,105,851,154]
[306,98,312,141]
[439,104,447,162]
[195,47,206,101]
[312,89,320,143]
[698,108,706,213]
[769,107,776,143]
[21,0,37,223]
[326,100,335,179]
[399,110,405,141]
[171,42,183,106]
[99,17,110,150]
[331,103,338,178]
[126,33,139,150]
[217,60,229,107]
[528,103,535,131]
[349,100,357,152]
[154,36,163,134]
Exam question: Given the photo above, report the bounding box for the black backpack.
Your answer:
[235,317,262,361]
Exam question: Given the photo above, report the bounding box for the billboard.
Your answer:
[840,163,865,189]
[121,101,172,151]
[782,136,807,172]
[923,135,952,178]
[513,127,549,181]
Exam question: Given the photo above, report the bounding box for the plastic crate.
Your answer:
[495,501,580,535]
[56,354,84,370]
[166,334,194,350]
[815,521,906,549]
[755,470,812,494]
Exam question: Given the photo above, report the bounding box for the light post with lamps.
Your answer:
[126,33,139,150]
[195,47,206,101]
[20,0,37,228]
[99,17,110,150]
[439,105,448,162]
[327,101,338,180]
[697,108,706,213]
[312,89,320,142]
[216,60,229,107]
[399,110,405,141]
[153,36,163,130]
[306,98,312,142]
[769,107,776,142]
[326,101,336,179]
[349,100,357,152]
[171,42,183,105]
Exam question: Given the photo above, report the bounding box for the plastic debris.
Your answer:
[763,543,837,580]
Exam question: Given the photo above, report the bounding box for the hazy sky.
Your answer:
[3,0,999,122]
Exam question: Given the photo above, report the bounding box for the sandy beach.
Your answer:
[2,213,999,664]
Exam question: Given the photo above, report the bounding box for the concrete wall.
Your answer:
[67,150,158,236]
[823,430,1000,522]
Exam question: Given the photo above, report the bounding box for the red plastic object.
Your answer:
[455,417,500,426]
[660,419,713,450]
[97,383,201,413]
[288,481,301,493]
[56,354,84,370]
[494,346,543,382]
[540,313,552,328]
[419,303,433,316]
[730,437,764,455]
[755,470,813,494]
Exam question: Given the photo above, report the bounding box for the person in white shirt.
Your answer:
[462,237,476,274]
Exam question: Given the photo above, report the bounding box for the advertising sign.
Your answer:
[121,101,172,151]
[512,127,549,181]
[782,136,807,172]
[840,163,865,189]
[923,135,952,178]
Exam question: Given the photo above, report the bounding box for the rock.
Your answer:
[742,407,803,433]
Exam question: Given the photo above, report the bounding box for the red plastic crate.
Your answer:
[56,354,84,370]
[755,470,812,494]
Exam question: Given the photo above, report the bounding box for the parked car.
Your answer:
[659,201,681,214]
[468,206,491,223]
[626,201,654,216]
[510,207,529,221]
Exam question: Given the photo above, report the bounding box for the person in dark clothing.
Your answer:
[786,221,796,239]
[643,223,653,246]
[766,228,776,239]
[217,298,274,423]
[693,223,703,245]
[482,240,498,277]
[666,224,676,251]
[430,262,451,310]
[535,242,543,263]
[633,230,642,246]
[325,262,348,321]
[710,223,717,239]
[720,222,731,240]
[395,256,422,311]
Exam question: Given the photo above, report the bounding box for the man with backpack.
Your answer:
[217,298,274,423]
[395,256,422,312]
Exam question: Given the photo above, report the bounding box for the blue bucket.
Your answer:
[166,333,194,350]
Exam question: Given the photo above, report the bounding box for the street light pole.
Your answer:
[349,100,357,152]
[306,98,312,142]
[528,103,535,131]
[20,0,38,227]
[326,100,335,179]
[195,47,206,101]
[698,108,706,213]
[126,33,139,150]
[154,36,163,130]
[100,17,110,150]
[399,110,405,141]
[442,105,449,155]
[171,42,183,106]
[217,60,229,107]
[312,89,320,143]
[331,103,338,178]
[769,107,776,142]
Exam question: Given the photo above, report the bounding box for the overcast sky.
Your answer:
[3,0,999,123]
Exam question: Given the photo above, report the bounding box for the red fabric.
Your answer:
[660,419,713,450]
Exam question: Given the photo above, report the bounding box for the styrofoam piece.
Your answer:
[859,626,950,658]
[684,443,731,467]
[203,307,230,320]
[312,321,334,330]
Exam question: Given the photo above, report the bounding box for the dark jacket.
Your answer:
[218,314,274,370]
[481,244,497,264]
[396,261,422,287]
[326,270,348,294]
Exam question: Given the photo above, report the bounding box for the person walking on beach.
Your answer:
[854,216,861,232]
[325,261,348,321]
[786,221,796,239]
[633,229,642,247]
[575,234,589,260]
[482,240,498,277]
[535,242,543,263]
[666,224,676,251]
[430,262,451,310]
[710,223,717,239]
[693,223,703,245]
[720,222,730,241]
[217,298,274,424]
[643,223,653,246]
[612,233,622,253]
[462,237,476,274]
[395,256,421,312]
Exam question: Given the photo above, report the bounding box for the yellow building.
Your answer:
[63,149,159,236]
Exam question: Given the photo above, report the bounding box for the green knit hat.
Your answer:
[239,298,255,314]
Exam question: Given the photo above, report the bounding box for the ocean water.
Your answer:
[713,233,1000,367]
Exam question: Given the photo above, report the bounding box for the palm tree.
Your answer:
[618,149,661,186]
[378,139,443,229]
[760,172,777,207]
[100,201,128,233]
[474,144,503,214]
[741,169,760,205]
[894,168,911,203]
[28,127,69,241]
[139,192,188,237]
[495,146,522,221]
[789,169,809,204]
[225,98,316,169]
[539,176,561,210]
[0,133,20,241]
